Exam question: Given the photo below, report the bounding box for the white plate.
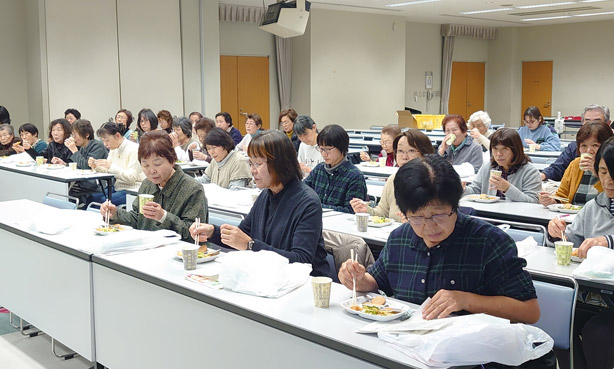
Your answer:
[548,204,582,214]
[361,162,379,167]
[94,224,133,236]
[554,248,584,263]
[77,169,94,175]
[176,248,221,264]
[369,216,395,228]
[45,164,65,170]
[465,195,500,203]
[15,162,35,167]
[341,295,410,322]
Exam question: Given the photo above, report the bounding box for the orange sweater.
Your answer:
[555,157,602,203]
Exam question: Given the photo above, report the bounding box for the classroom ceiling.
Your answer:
[221,0,614,26]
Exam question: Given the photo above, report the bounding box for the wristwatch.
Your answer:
[247,239,255,250]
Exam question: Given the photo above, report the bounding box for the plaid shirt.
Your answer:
[304,159,367,213]
[369,212,537,304]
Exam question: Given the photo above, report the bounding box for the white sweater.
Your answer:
[298,143,324,169]
[94,139,145,191]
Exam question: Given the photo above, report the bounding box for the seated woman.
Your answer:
[131,108,158,143]
[539,122,612,207]
[438,114,483,173]
[518,106,561,151]
[115,109,134,140]
[359,124,401,167]
[0,124,19,156]
[39,119,73,164]
[53,119,107,168]
[279,108,300,152]
[236,113,263,152]
[189,130,330,277]
[64,108,80,124]
[351,129,434,222]
[157,109,173,134]
[304,124,367,213]
[100,131,207,242]
[170,117,200,162]
[195,128,252,189]
[548,136,614,369]
[89,122,145,205]
[467,110,493,151]
[16,123,47,156]
[189,117,215,163]
[295,115,323,174]
[215,112,242,145]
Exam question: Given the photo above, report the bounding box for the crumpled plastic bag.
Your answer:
[219,250,312,298]
[573,246,614,282]
[453,162,475,179]
[516,236,538,258]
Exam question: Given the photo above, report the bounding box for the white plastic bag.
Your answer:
[573,246,614,282]
[379,314,553,367]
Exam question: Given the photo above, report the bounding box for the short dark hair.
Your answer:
[394,154,463,214]
[394,129,435,157]
[246,114,263,128]
[71,119,94,140]
[189,111,203,120]
[194,117,215,145]
[279,108,298,123]
[205,127,235,152]
[138,130,177,163]
[523,106,543,126]
[489,128,529,168]
[575,122,613,156]
[157,110,173,124]
[248,130,302,186]
[137,108,159,131]
[215,112,233,126]
[97,122,124,138]
[116,109,133,127]
[442,114,468,134]
[317,124,349,156]
[595,136,614,180]
[48,119,72,141]
[64,108,81,120]
[18,123,39,137]
[381,124,401,138]
[172,117,193,138]
[294,115,316,136]
[0,106,10,124]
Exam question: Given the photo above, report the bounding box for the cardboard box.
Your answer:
[397,110,417,129]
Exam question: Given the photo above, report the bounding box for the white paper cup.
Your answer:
[138,194,154,214]
[356,213,369,232]
[490,170,502,178]
[555,241,573,266]
[311,277,332,308]
[580,153,592,171]
[69,162,77,170]
[378,157,386,167]
[181,245,199,271]
[529,144,537,153]
[446,133,456,146]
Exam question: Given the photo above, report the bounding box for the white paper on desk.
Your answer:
[453,162,474,178]
[1,152,34,164]
[95,229,181,255]
[516,236,538,258]
[13,208,84,235]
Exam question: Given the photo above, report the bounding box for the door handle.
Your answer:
[544,101,551,108]
[239,108,248,116]
[467,101,472,107]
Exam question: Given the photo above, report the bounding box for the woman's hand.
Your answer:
[100,200,117,219]
[94,159,111,169]
[88,157,97,169]
[299,162,312,174]
[350,198,368,214]
[64,137,78,153]
[422,290,470,320]
[188,142,198,151]
[538,191,557,207]
[488,175,511,192]
[51,157,66,165]
[12,142,25,153]
[548,217,567,239]
[579,154,596,176]
[219,224,252,250]
[169,132,180,148]
[338,259,367,290]
[189,222,214,243]
[141,201,165,222]
[524,138,536,145]
[192,151,207,160]
[578,237,607,258]
[469,128,481,140]
[359,151,370,162]
[439,135,453,154]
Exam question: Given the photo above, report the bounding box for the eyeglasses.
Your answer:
[394,148,418,156]
[380,140,392,145]
[280,120,292,126]
[316,146,336,154]
[523,119,539,125]
[248,160,266,170]
[407,211,455,226]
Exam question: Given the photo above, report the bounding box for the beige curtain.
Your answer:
[275,36,292,110]
[218,4,264,23]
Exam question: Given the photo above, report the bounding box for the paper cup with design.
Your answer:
[529,143,537,153]
[36,156,44,165]
[181,245,199,271]
[356,213,369,232]
[446,133,456,146]
[311,277,332,308]
[69,162,77,170]
[490,169,502,178]
[579,153,592,171]
[138,194,154,214]
[555,241,573,266]
[378,157,386,167]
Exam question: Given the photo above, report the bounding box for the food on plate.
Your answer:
[96,224,121,232]
[370,295,386,305]
[370,216,392,224]
[177,245,219,259]
[361,305,400,316]
[479,194,489,199]
[350,305,362,311]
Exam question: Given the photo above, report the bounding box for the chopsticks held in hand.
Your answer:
[194,217,200,247]
[104,202,110,230]
[350,249,358,307]
[549,195,569,203]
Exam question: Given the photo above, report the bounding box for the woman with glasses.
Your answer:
[195,128,252,189]
[517,106,561,151]
[279,108,300,152]
[236,113,263,152]
[464,128,542,203]
[132,108,158,143]
[304,124,368,213]
[350,129,434,221]
[189,130,331,277]
[438,114,483,173]
[359,124,401,166]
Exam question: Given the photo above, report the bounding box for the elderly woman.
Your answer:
[53,119,107,168]
[438,114,483,173]
[17,123,47,156]
[304,124,368,213]
[131,108,158,143]
[465,128,542,203]
[188,111,203,127]
[89,122,145,205]
[171,117,200,162]
[0,124,19,156]
[39,119,73,164]
[351,129,434,222]
[64,108,81,124]
[157,109,173,134]
[189,130,330,277]
[100,131,206,242]
[215,112,242,145]
[539,122,612,207]
[115,109,134,139]
[195,127,252,189]
[518,106,561,151]
[189,117,215,163]
[237,114,263,152]
[279,108,300,152]
[359,124,401,166]
[468,110,493,151]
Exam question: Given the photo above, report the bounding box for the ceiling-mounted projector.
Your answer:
[259,0,311,38]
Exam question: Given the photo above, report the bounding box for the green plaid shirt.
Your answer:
[369,213,536,304]
[304,160,367,213]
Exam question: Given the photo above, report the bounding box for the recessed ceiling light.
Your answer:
[522,15,572,21]
[386,0,441,7]
[461,8,511,14]
[578,0,607,3]
[574,11,614,16]
[516,2,575,9]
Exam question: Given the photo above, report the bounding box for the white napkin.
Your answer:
[96,229,181,255]
[2,152,35,164]
[14,208,81,235]
[453,162,475,178]
[515,236,538,258]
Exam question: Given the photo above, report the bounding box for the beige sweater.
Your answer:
[199,150,252,189]
[367,173,403,223]
[94,139,145,191]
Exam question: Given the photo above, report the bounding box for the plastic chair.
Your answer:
[86,202,102,213]
[531,271,578,369]
[209,209,244,227]
[43,192,79,210]
[474,216,547,246]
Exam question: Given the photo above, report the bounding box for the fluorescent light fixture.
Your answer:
[578,0,607,3]
[516,2,574,9]
[522,15,572,21]
[574,11,614,16]
[386,0,440,7]
[461,8,511,15]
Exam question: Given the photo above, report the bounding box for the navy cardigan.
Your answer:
[209,179,330,277]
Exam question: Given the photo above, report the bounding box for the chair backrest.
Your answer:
[473,216,547,246]
[43,192,79,210]
[209,209,243,227]
[527,155,550,164]
[86,202,103,213]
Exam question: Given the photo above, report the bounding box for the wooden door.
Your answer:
[521,61,552,120]
[220,56,270,135]
[449,62,485,120]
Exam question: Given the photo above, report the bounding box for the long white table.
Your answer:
[459,198,575,227]
[357,163,398,178]
[322,211,401,254]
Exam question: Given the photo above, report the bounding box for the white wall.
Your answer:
[200,0,221,118]
[309,9,406,129]
[181,0,202,117]
[405,22,441,114]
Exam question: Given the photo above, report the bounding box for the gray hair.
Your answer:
[467,110,491,128]
[0,123,14,136]
[582,104,610,122]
